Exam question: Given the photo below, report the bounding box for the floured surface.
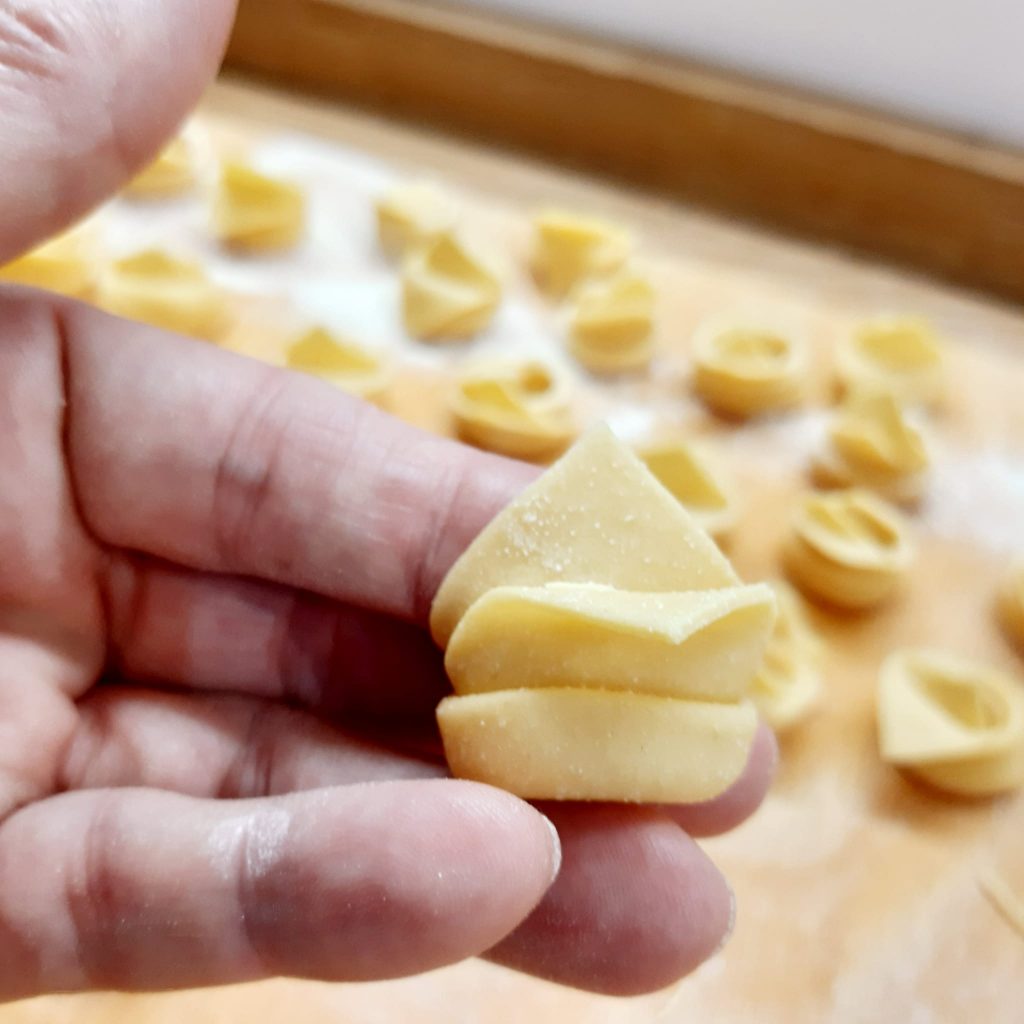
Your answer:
[5,78,1024,1023]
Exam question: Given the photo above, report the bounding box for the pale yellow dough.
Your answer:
[0,230,94,298]
[569,271,655,372]
[814,389,930,504]
[452,359,575,460]
[429,426,738,647]
[213,161,306,252]
[286,327,390,403]
[530,209,632,298]
[691,314,806,418]
[445,581,775,700]
[125,136,196,198]
[785,489,913,610]
[375,181,456,259]
[751,581,823,731]
[437,688,758,803]
[402,231,502,340]
[97,250,228,341]
[637,438,739,542]
[837,316,946,407]
[877,649,1024,796]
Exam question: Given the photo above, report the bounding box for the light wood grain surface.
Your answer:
[3,78,1024,1023]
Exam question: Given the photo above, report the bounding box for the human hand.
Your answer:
[0,0,775,1001]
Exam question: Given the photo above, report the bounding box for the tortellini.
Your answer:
[691,314,806,418]
[814,390,930,504]
[0,230,94,298]
[530,209,632,298]
[784,489,913,610]
[751,581,822,731]
[125,136,196,198]
[836,316,946,407]
[637,438,739,542]
[285,327,390,403]
[877,649,1024,796]
[213,161,306,252]
[97,250,228,341]
[569,271,655,372]
[451,359,575,460]
[402,231,502,340]
[375,181,456,259]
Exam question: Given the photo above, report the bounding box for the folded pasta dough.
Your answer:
[97,250,228,341]
[125,136,196,198]
[437,688,758,803]
[877,649,1024,796]
[213,161,306,252]
[429,426,738,647]
[837,316,946,407]
[286,327,390,403]
[0,231,94,298]
[445,581,775,700]
[530,209,632,298]
[375,181,456,259]
[785,489,913,610]
[570,271,655,372]
[402,231,502,340]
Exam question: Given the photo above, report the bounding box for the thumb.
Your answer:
[0,0,238,262]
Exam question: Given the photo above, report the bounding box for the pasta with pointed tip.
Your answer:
[0,230,94,298]
[286,327,390,403]
[125,136,196,198]
[530,209,632,298]
[569,271,655,372]
[375,181,456,259]
[213,161,306,252]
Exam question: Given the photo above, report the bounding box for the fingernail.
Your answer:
[539,813,562,885]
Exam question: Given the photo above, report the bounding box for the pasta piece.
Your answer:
[837,316,946,407]
[569,271,655,372]
[691,314,806,418]
[0,230,94,298]
[751,582,822,731]
[375,181,455,259]
[124,136,195,198]
[814,390,930,504]
[637,438,739,542]
[997,563,1024,653]
[877,649,1024,796]
[530,209,632,298]
[452,359,575,460]
[438,688,758,803]
[445,581,775,700]
[784,489,913,610]
[97,250,228,341]
[430,426,738,647]
[402,231,501,340]
[286,327,390,403]
[213,161,306,252]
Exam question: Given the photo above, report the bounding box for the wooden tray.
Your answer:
[3,77,1024,1023]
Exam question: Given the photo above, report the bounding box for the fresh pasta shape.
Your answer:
[0,230,94,298]
[837,316,946,407]
[998,563,1024,653]
[814,390,930,504]
[751,581,822,731]
[286,327,390,403]
[430,426,738,647]
[125,136,196,198]
[530,209,632,298]
[438,688,758,803]
[445,581,775,700]
[97,250,228,341]
[784,489,913,610]
[691,314,806,418]
[213,161,306,252]
[569,271,655,372]
[637,438,739,542]
[877,649,1024,796]
[375,181,456,259]
[452,359,575,460]
[402,231,501,340]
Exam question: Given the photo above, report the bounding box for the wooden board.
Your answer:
[3,77,1024,1023]
[224,0,1024,305]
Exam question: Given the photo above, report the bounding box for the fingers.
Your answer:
[57,299,536,623]
[0,0,238,261]
[0,781,559,999]
[487,804,733,995]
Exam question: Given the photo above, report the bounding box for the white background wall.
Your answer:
[457,0,1024,148]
